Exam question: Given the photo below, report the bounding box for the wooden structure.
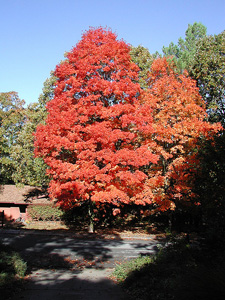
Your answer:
[0,185,50,222]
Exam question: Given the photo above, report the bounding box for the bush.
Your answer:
[0,242,27,299]
[174,262,225,300]
[112,237,225,300]
[27,204,63,221]
[11,253,27,277]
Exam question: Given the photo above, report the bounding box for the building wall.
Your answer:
[0,206,27,221]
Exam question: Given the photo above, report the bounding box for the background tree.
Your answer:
[161,24,225,126]
[194,133,225,240]
[0,92,25,183]
[139,58,221,214]
[190,31,225,125]
[11,73,56,186]
[161,22,207,73]
[161,27,225,233]
[130,45,153,89]
[190,31,225,238]
[34,27,158,231]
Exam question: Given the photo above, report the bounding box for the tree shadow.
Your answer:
[0,214,28,229]
[0,230,164,300]
[22,186,49,203]
[0,231,124,272]
[9,268,129,300]
[0,229,165,272]
[130,235,167,256]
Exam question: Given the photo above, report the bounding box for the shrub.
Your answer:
[112,236,225,300]
[27,204,63,221]
[0,242,27,291]
[11,253,27,277]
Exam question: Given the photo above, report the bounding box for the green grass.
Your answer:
[112,237,225,300]
[0,242,27,299]
[112,255,153,283]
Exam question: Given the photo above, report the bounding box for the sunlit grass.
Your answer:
[112,255,153,283]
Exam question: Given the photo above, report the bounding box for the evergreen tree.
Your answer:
[162,22,207,73]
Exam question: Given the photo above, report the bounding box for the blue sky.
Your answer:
[1,0,224,106]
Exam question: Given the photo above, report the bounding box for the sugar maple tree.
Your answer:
[34,28,158,231]
[139,58,222,212]
[35,29,221,230]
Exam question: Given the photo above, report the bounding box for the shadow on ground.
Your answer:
[0,231,125,272]
[0,229,165,299]
[5,268,128,300]
[0,229,165,270]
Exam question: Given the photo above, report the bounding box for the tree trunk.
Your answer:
[88,201,95,233]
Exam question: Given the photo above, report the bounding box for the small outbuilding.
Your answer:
[0,185,50,222]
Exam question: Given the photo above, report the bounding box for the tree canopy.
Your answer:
[11,74,56,186]
[140,58,221,211]
[160,23,225,126]
[161,22,207,73]
[130,45,153,89]
[190,31,225,125]
[34,28,221,231]
[34,28,158,228]
[0,92,25,183]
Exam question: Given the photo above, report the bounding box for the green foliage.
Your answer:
[0,78,55,186]
[11,253,27,278]
[11,120,49,186]
[160,23,225,125]
[27,204,63,221]
[112,255,153,283]
[0,242,27,294]
[190,31,225,125]
[37,72,57,108]
[11,74,56,186]
[161,22,207,73]
[130,45,153,88]
[194,133,225,244]
[0,92,26,183]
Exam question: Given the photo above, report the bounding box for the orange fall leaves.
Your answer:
[34,28,222,212]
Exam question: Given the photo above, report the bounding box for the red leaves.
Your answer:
[35,27,156,209]
[34,30,222,215]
